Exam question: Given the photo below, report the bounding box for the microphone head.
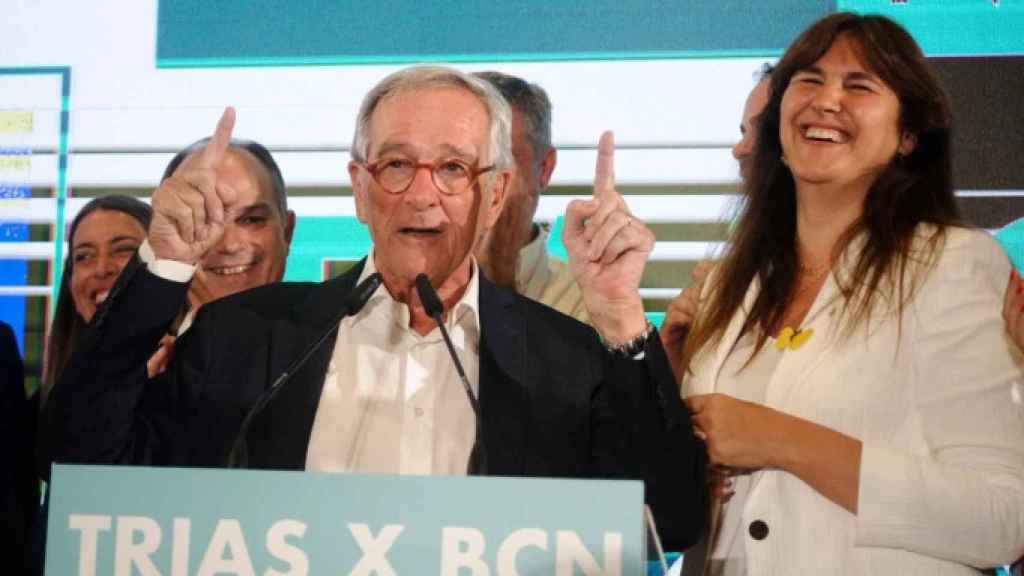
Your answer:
[415,273,445,318]
[344,272,382,316]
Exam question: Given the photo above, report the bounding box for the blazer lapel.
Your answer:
[700,270,841,400]
[477,276,528,475]
[250,262,365,470]
[683,282,758,576]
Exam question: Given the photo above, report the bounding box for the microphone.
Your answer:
[414,273,486,475]
[226,272,383,468]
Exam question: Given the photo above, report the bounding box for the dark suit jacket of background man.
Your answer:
[1,320,38,568]
[39,257,708,549]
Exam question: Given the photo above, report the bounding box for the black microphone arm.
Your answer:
[226,272,383,468]
[414,273,486,475]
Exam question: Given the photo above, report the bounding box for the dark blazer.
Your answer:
[40,258,707,549]
[1,320,37,570]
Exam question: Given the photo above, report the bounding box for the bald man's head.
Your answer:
[732,79,771,181]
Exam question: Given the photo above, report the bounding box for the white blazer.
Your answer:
[684,227,1024,575]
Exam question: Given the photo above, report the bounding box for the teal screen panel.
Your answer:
[547,216,568,261]
[838,0,1024,56]
[283,216,371,282]
[158,1,1023,67]
[157,0,835,67]
[996,218,1024,273]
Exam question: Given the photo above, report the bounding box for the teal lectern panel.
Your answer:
[47,464,645,575]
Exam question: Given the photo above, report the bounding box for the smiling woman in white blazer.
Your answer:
[675,13,1024,575]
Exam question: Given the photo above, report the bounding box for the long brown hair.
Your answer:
[41,195,151,402]
[682,13,959,371]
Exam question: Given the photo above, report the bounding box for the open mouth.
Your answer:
[93,290,110,305]
[399,227,442,237]
[802,125,849,144]
[207,264,254,276]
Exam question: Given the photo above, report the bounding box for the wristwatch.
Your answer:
[603,320,657,360]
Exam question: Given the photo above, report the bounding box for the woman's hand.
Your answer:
[686,392,862,513]
[709,464,753,502]
[685,393,787,470]
[660,261,712,381]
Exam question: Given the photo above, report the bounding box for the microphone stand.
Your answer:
[414,273,487,475]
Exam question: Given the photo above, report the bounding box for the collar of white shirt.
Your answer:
[304,248,483,475]
[356,247,482,339]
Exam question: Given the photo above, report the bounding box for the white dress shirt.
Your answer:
[137,240,196,335]
[305,251,480,476]
[140,240,483,475]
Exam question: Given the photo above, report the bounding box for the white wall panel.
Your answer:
[3,2,767,164]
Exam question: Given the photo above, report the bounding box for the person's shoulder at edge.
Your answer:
[900,225,1014,339]
[915,224,1009,284]
[0,321,17,358]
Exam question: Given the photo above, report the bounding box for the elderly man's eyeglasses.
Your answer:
[361,157,495,196]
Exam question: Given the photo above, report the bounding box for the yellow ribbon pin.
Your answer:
[775,326,813,350]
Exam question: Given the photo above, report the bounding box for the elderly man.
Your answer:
[473,71,587,322]
[41,67,706,549]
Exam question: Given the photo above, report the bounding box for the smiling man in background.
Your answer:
[157,138,295,332]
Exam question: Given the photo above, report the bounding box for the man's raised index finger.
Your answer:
[593,130,616,199]
[199,106,236,168]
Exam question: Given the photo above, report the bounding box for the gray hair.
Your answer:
[472,71,552,160]
[351,66,513,171]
